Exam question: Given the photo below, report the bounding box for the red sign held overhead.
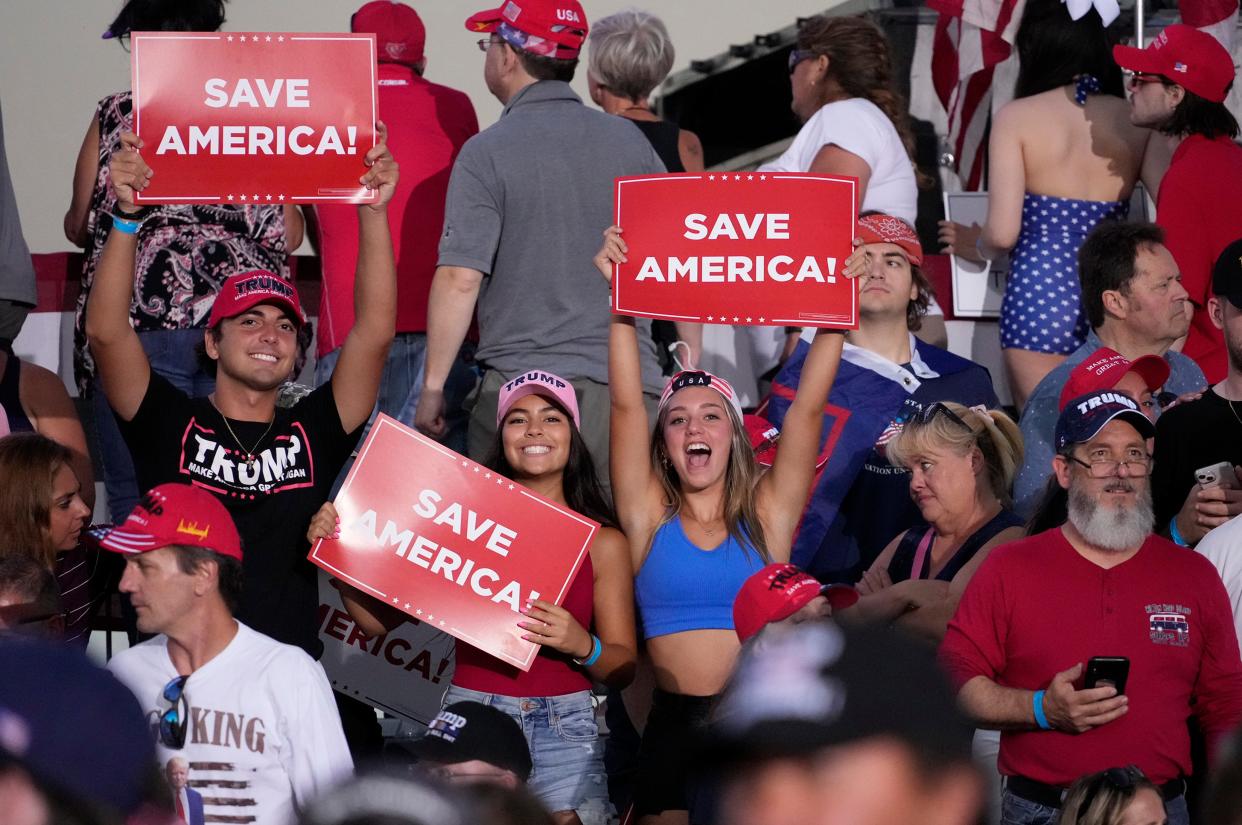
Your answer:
[309,416,598,671]
[131,32,378,204]
[612,173,859,328]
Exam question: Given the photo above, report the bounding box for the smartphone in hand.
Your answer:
[1084,656,1129,694]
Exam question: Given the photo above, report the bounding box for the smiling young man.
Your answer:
[85,130,398,657]
[103,484,351,825]
[763,213,997,583]
[941,389,1242,825]
[1114,25,1242,383]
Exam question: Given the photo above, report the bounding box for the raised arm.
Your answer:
[21,361,96,512]
[83,132,150,422]
[756,328,844,558]
[594,227,664,563]
[414,265,481,437]
[331,122,399,434]
[63,114,100,249]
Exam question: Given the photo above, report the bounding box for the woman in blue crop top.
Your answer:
[848,402,1025,642]
[313,371,636,825]
[595,228,846,824]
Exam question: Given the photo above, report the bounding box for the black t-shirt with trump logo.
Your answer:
[118,373,361,656]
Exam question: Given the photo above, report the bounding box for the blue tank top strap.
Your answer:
[634,515,767,639]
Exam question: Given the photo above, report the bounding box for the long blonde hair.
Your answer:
[886,403,1024,509]
[649,403,770,561]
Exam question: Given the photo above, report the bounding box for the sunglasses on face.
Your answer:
[160,675,189,749]
[788,48,814,73]
[1125,71,1166,88]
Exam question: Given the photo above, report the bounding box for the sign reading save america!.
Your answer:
[131,32,378,204]
[309,415,598,671]
[612,173,858,328]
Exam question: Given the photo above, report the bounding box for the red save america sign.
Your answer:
[131,32,378,204]
[309,415,598,671]
[612,173,858,328]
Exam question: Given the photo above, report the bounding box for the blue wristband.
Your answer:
[111,214,143,235]
[575,634,602,667]
[1033,689,1052,730]
[1169,517,1189,547]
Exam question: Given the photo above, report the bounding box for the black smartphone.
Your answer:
[1084,656,1130,694]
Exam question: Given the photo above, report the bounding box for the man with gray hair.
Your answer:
[941,389,1242,825]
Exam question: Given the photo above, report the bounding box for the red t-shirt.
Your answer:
[452,553,594,697]
[314,64,478,355]
[940,528,1242,785]
[1157,134,1242,384]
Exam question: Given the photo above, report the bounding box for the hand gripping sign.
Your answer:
[612,173,858,328]
[131,32,378,204]
[309,416,598,671]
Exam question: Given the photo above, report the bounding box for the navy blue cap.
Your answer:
[1055,390,1155,451]
[1211,237,1242,310]
[0,639,154,814]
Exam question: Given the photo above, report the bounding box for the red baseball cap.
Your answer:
[496,369,580,428]
[96,484,243,561]
[1057,347,1169,411]
[733,563,860,642]
[857,213,923,266]
[1113,24,1236,103]
[207,270,304,330]
[353,1,426,66]
[465,0,588,58]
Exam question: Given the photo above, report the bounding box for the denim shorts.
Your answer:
[443,685,614,823]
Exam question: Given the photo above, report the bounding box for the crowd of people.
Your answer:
[2,0,1242,824]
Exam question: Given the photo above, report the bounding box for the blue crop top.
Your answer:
[634,516,767,639]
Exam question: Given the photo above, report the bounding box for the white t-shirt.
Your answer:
[1194,515,1242,648]
[109,622,353,825]
[761,97,918,226]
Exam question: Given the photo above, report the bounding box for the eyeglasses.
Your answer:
[917,402,973,432]
[788,48,814,73]
[1066,453,1151,478]
[477,36,504,53]
[1125,71,1166,88]
[1077,765,1143,823]
[160,675,189,749]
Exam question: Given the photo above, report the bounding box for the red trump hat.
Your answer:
[353,1,426,66]
[207,270,304,329]
[96,483,243,561]
[1113,24,1236,103]
[1058,347,1169,411]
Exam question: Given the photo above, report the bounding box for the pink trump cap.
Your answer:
[496,370,581,428]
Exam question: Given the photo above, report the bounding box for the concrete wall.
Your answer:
[0,0,840,253]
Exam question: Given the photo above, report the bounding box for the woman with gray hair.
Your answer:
[587,9,703,174]
[588,10,706,372]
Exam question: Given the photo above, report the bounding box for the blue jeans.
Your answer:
[1000,788,1189,825]
[315,335,475,482]
[92,328,216,523]
[443,685,614,824]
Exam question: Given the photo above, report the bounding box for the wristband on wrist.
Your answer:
[1169,517,1189,547]
[1032,689,1052,730]
[573,634,602,667]
[110,213,144,235]
[974,236,993,263]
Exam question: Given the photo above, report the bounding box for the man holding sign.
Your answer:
[85,126,398,660]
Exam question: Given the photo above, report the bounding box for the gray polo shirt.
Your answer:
[439,80,664,393]
[1013,328,1208,517]
[0,100,36,308]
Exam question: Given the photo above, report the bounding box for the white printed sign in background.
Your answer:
[316,571,455,724]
